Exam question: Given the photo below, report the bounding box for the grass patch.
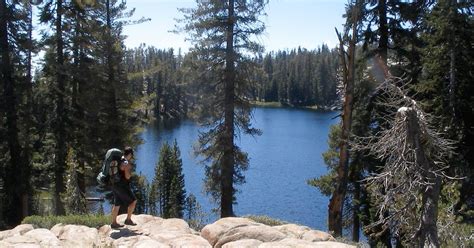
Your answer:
[22,214,110,229]
[244,215,288,226]
[250,101,283,108]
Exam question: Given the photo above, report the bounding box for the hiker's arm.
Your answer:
[120,160,132,180]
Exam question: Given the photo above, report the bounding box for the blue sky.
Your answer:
[123,0,347,52]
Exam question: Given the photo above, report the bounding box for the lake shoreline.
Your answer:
[250,100,341,111]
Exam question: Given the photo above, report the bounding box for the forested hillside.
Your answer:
[124,44,340,123]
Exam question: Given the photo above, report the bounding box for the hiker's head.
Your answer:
[124,146,134,160]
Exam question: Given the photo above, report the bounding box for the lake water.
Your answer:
[132,107,339,231]
[87,107,338,230]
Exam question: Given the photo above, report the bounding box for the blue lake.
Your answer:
[133,107,339,231]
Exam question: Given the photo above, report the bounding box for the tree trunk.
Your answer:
[378,0,388,65]
[71,6,87,194]
[0,0,28,225]
[55,0,66,215]
[352,168,360,242]
[406,109,440,248]
[221,0,236,218]
[449,46,456,122]
[23,1,34,218]
[106,0,120,147]
[328,3,358,236]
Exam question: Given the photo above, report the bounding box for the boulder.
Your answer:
[11,224,35,236]
[201,217,258,246]
[0,224,35,241]
[258,238,356,248]
[143,218,192,241]
[1,215,357,248]
[258,237,320,248]
[50,223,65,237]
[214,224,286,248]
[274,224,335,241]
[167,234,211,248]
[2,234,39,247]
[301,230,336,242]
[56,224,99,247]
[117,214,162,226]
[112,235,169,248]
[311,241,357,248]
[222,239,263,248]
[24,228,61,247]
[273,224,311,238]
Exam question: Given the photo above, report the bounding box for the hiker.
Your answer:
[111,146,137,229]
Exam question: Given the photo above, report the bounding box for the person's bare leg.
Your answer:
[126,200,137,221]
[111,205,120,225]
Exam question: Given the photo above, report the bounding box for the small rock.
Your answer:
[98,224,112,237]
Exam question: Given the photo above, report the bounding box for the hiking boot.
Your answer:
[111,223,124,229]
[124,219,137,226]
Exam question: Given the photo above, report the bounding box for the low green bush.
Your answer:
[244,215,288,226]
[22,214,110,229]
[250,101,282,108]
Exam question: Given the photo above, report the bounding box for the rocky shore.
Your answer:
[0,214,355,247]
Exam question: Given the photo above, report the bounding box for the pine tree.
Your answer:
[184,193,206,230]
[178,0,266,217]
[130,174,148,214]
[168,140,186,218]
[150,141,186,218]
[38,0,69,215]
[307,125,340,197]
[417,0,474,229]
[64,147,87,215]
[0,0,32,225]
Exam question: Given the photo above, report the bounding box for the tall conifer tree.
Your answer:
[0,0,31,225]
[177,0,266,217]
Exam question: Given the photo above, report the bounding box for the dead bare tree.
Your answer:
[353,77,455,248]
[328,0,360,236]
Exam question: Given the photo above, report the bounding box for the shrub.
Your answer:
[22,214,110,229]
[244,215,288,226]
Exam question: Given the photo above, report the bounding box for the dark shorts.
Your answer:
[112,182,136,207]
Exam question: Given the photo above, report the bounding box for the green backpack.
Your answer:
[96,148,123,186]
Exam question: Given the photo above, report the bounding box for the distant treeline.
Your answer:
[125,44,339,120]
[251,45,339,106]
